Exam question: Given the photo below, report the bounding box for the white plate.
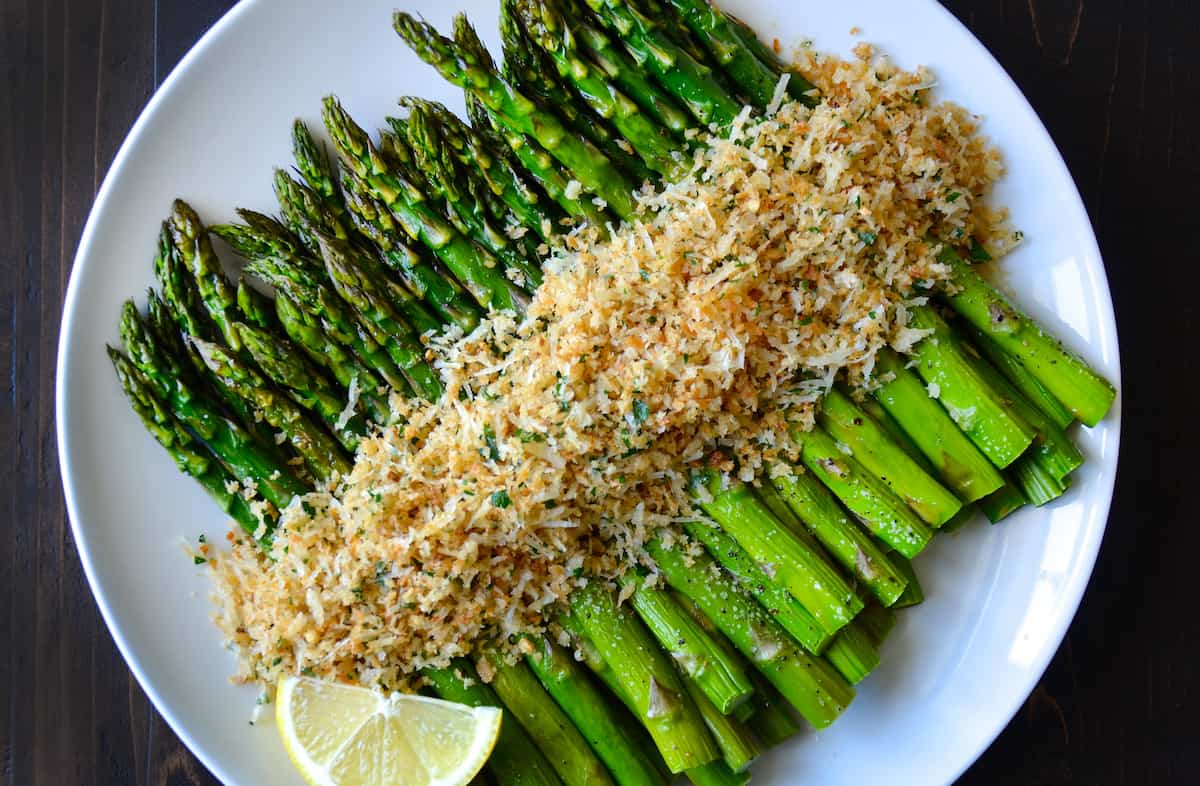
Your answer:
[56,1,1121,784]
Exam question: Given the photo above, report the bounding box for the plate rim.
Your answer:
[55,1,1123,783]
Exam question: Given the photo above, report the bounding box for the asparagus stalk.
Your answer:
[579,0,741,127]
[404,102,545,290]
[109,347,269,538]
[854,604,898,650]
[821,620,880,685]
[483,654,617,786]
[722,12,818,105]
[514,0,686,177]
[888,553,925,608]
[978,481,1027,523]
[768,469,908,606]
[681,519,833,654]
[659,0,786,108]
[935,244,1116,426]
[685,762,749,786]
[118,301,308,509]
[679,678,759,772]
[647,537,855,729]
[167,199,243,351]
[622,573,755,713]
[317,233,444,401]
[393,12,640,220]
[742,672,800,748]
[399,96,561,240]
[556,1,692,135]
[960,334,1084,487]
[965,324,1075,431]
[856,394,937,475]
[271,289,392,425]
[235,278,276,330]
[568,581,720,773]
[524,636,668,786]
[424,661,565,786]
[234,321,367,452]
[818,387,963,526]
[691,467,862,634]
[465,93,616,228]
[793,426,934,559]
[906,305,1037,468]
[323,95,531,313]
[871,349,1005,501]
[190,336,352,484]
[291,119,342,213]
[245,256,413,395]
[338,165,484,331]
[496,4,657,186]
[211,209,308,267]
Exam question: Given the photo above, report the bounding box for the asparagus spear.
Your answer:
[888,554,924,608]
[497,4,658,187]
[316,234,444,401]
[404,103,545,290]
[871,349,1005,502]
[646,536,854,729]
[578,0,741,127]
[514,0,686,177]
[793,426,934,558]
[465,93,615,228]
[190,336,352,484]
[323,95,530,313]
[741,672,800,748]
[568,581,719,773]
[524,636,668,786]
[817,387,963,526]
[393,12,640,221]
[906,305,1037,468]
[821,620,880,685]
[109,346,269,538]
[424,661,565,786]
[245,256,413,395]
[685,762,749,786]
[211,208,308,266]
[235,278,276,330]
[167,200,245,350]
[556,0,692,135]
[658,0,786,108]
[966,323,1075,431]
[978,481,1028,523]
[681,519,833,654]
[118,301,308,509]
[399,96,560,240]
[291,119,342,213]
[768,468,907,606]
[338,165,484,332]
[483,654,617,786]
[679,678,759,772]
[722,12,818,105]
[234,321,367,452]
[622,573,755,713]
[854,603,898,650]
[691,467,862,634]
[271,289,392,425]
[935,244,1116,426]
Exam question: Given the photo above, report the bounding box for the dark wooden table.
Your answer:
[2,1,1195,783]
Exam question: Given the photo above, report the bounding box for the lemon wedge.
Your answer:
[276,675,502,786]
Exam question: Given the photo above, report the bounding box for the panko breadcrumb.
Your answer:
[209,46,1004,690]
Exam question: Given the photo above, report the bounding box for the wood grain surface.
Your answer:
[1,0,1195,783]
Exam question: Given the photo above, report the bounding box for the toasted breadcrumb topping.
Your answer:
[209,47,1004,689]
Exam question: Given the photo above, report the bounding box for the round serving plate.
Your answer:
[56,1,1121,783]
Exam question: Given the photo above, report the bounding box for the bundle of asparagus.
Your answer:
[107,2,1115,785]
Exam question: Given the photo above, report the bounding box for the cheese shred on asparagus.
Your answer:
[210,47,1004,689]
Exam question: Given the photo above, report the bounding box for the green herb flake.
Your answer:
[857,231,878,246]
[193,555,207,565]
[491,489,512,509]
[969,239,993,262]
[946,191,961,203]
[632,399,651,426]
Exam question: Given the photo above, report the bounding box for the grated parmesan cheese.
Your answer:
[210,47,1006,689]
